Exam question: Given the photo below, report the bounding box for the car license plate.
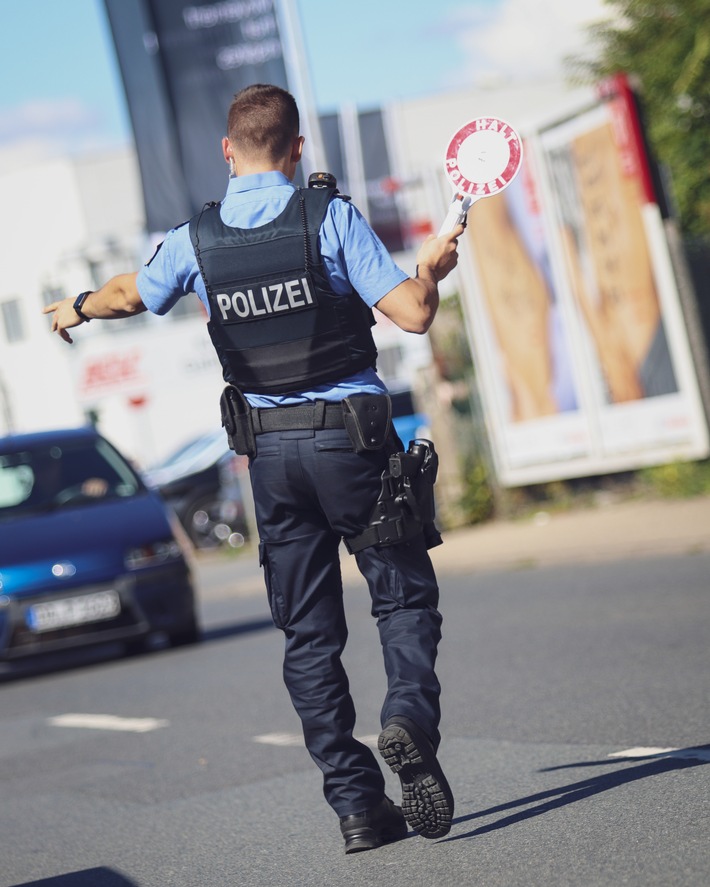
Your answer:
[26,590,121,633]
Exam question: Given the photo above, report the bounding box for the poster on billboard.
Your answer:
[454,82,708,485]
[458,147,595,479]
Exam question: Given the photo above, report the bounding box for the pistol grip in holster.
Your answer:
[399,441,440,539]
[395,440,442,549]
[344,439,443,554]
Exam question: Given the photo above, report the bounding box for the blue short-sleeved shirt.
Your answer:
[136,171,408,407]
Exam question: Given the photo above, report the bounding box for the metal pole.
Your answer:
[275,0,326,175]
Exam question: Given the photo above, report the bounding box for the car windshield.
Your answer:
[148,431,227,477]
[0,437,143,520]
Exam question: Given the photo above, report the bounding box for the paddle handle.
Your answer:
[438,193,473,236]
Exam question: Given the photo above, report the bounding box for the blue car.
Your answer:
[0,427,200,660]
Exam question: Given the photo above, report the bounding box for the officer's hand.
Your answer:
[416,225,463,283]
[42,298,85,344]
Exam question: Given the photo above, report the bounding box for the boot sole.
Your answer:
[378,720,454,839]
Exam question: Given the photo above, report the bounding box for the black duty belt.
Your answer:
[251,401,346,433]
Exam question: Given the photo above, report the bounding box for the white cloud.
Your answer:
[0,98,127,172]
[448,0,611,85]
[0,98,111,155]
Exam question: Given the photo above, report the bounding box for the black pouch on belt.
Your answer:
[341,394,392,453]
[219,385,256,457]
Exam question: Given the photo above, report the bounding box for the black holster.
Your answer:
[219,385,256,457]
[344,439,443,554]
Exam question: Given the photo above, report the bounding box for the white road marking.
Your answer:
[252,732,302,747]
[48,714,169,733]
[253,732,379,748]
[609,746,710,762]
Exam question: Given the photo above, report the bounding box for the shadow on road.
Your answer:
[10,867,138,886]
[442,746,710,842]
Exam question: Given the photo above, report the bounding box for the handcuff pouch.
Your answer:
[341,394,392,453]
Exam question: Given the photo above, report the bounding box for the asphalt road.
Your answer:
[1,550,708,887]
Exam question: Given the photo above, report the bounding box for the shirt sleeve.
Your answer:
[320,198,408,308]
[136,223,202,315]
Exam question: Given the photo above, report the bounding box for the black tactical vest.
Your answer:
[189,187,378,395]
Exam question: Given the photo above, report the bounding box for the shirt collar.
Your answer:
[226,171,294,194]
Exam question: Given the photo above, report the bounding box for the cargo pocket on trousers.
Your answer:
[259,542,287,630]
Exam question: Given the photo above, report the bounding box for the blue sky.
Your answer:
[0,0,607,159]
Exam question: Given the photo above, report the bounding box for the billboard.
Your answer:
[455,77,708,485]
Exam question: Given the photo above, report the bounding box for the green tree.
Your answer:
[572,0,710,235]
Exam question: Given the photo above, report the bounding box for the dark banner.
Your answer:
[104,0,291,232]
[104,0,192,231]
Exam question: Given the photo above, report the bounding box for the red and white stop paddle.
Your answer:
[439,116,524,235]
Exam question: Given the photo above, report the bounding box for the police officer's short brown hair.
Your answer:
[227,84,300,162]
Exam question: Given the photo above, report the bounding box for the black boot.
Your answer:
[339,795,408,853]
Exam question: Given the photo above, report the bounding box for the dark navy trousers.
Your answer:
[249,426,443,817]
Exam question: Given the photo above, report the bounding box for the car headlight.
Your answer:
[124,539,183,570]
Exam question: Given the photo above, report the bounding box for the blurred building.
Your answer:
[3,71,705,500]
[0,121,436,468]
[0,77,590,463]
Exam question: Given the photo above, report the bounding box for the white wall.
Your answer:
[0,148,150,439]
[0,156,93,433]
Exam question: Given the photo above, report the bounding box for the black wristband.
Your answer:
[73,290,93,323]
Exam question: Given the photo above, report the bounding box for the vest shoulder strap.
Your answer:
[299,186,336,234]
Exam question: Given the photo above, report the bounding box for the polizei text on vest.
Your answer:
[216,276,315,322]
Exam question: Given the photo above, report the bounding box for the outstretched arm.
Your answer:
[374,227,463,333]
[43,273,147,343]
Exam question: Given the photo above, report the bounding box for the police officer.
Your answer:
[45,84,463,854]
